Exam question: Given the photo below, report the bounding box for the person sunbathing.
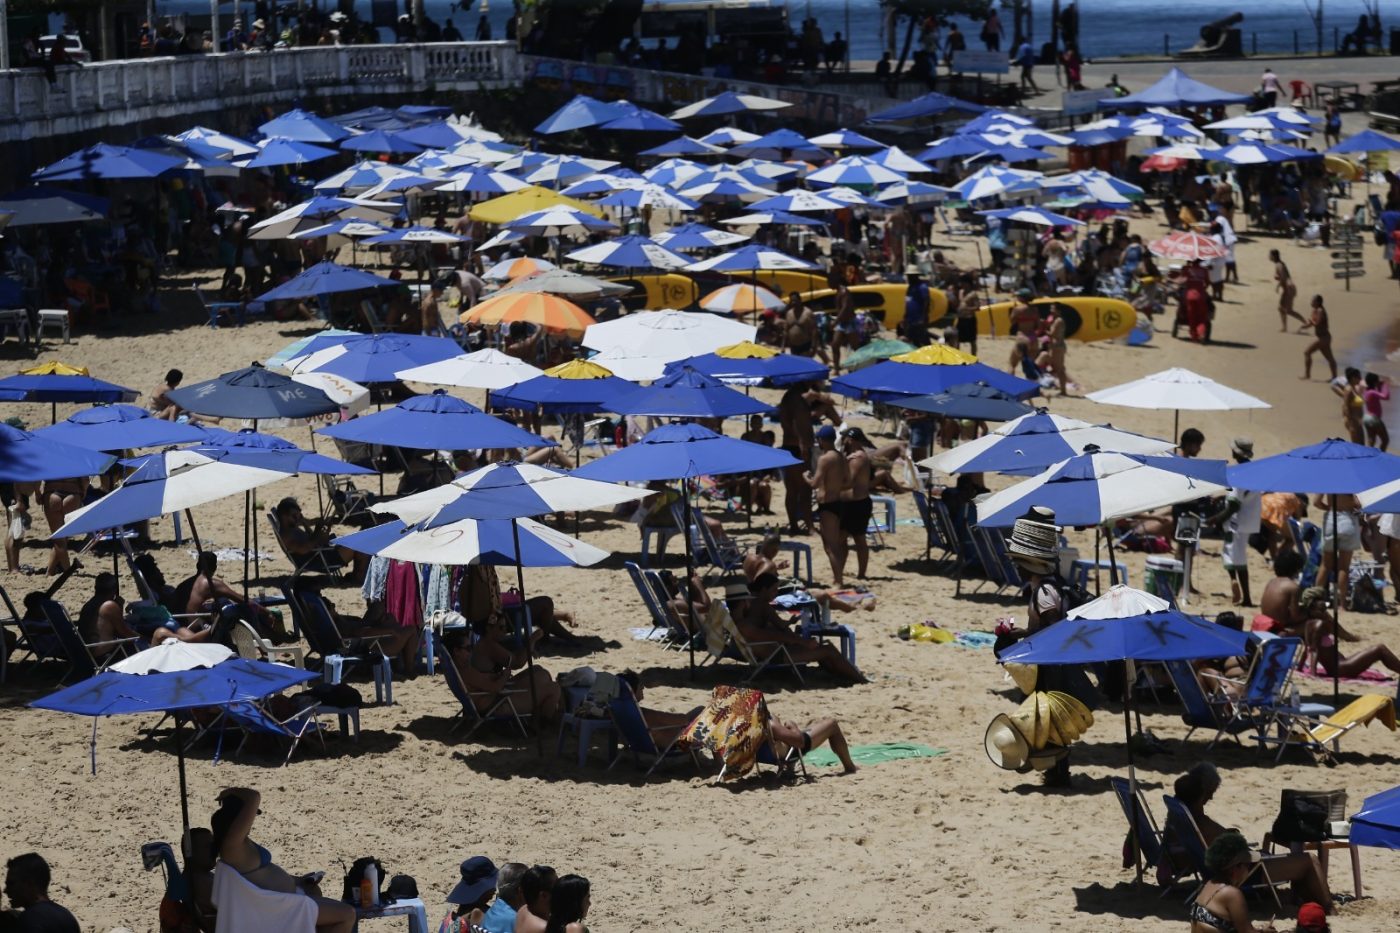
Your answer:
[618,671,701,748]
[1254,550,1315,636]
[210,787,356,933]
[185,551,288,642]
[729,572,867,683]
[769,713,858,774]
[444,623,560,721]
[742,533,791,581]
[1307,610,1400,679]
[305,588,414,665]
[1167,763,1332,913]
[273,497,367,583]
[1190,831,1280,933]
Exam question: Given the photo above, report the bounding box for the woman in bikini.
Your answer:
[445,616,562,721]
[1299,295,1337,381]
[1332,368,1364,444]
[211,787,356,933]
[1189,831,1278,932]
[1271,249,1306,332]
[42,475,88,575]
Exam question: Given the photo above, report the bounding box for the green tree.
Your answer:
[879,0,993,78]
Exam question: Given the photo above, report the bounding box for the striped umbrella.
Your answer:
[564,235,691,271]
[435,166,531,195]
[699,283,784,314]
[482,257,555,281]
[722,210,828,227]
[1147,231,1227,261]
[806,155,906,188]
[652,222,749,251]
[462,292,596,336]
[751,189,846,212]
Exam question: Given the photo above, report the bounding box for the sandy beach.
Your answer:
[6,81,1400,933]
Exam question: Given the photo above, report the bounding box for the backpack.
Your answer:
[1055,575,1093,614]
[1348,573,1385,614]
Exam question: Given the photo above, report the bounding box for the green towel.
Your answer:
[803,742,947,768]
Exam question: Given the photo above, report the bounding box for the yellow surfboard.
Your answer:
[1323,155,1363,181]
[799,283,945,331]
[976,297,1136,342]
[606,273,700,311]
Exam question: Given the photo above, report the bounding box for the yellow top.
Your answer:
[713,340,778,360]
[21,362,89,376]
[543,359,617,380]
[468,186,606,224]
[890,344,977,365]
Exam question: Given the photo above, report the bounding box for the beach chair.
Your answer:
[699,601,803,684]
[267,510,345,581]
[222,700,325,766]
[1261,694,1396,764]
[197,287,244,328]
[1162,795,1286,909]
[688,504,744,574]
[1211,638,1333,753]
[358,299,386,334]
[625,562,680,644]
[912,490,954,564]
[930,496,972,575]
[1109,776,1184,889]
[38,597,139,681]
[1162,660,1251,748]
[291,588,392,704]
[607,682,704,777]
[983,526,1025,591]
[642,568,701,651]
[432,640,529,739]
[0,582,29,684]
[229,618,305,668]
[320,474,376,526]
[966,525,1008,593]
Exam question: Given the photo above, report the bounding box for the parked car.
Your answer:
[39,34,91,63]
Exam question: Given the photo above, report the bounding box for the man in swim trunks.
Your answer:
[778,383,815,534]
[781,292,822,361]
[806,425,849,586]
[839,425,875,580]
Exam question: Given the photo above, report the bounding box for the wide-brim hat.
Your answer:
[1007,515,1060,569]
[724,582,752,601]
[447,856,497,906]
[984,714,1032,772]
[904,264,922,275]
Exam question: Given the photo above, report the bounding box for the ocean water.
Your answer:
[167,0,1379,62]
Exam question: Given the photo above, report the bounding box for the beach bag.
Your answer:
[1348,573,1385,614]
[1270,792,1331,844]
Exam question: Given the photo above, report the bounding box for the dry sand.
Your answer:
[3,186,1400,933]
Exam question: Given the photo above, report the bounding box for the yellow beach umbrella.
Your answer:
[469,185,606,224]
[22,362,90,376]
[890,344,977,365]
[699,283,784,315]
[462,292,597,337]
[713,340,777,360]
[542,359,617,380]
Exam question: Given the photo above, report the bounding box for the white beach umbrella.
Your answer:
[111,641,235,674]
[313,161,417,193]
[582,310,756,360]
[1067,584,1172,620]
[751,189,846,212]
[697,127,762,147]
[396,348,545,391]
[870,146,935,174]
[337,515,610,566]
[669,92,791,121]
[371,461,647,525]
[806,156,906,188]
[248,196,402,240]
[921,411,1175,475]
[1087,367,1270,437]
[1146,142,1223,160]
[585,347,672,382]
[173,127,259,159]
[451,142,515,165]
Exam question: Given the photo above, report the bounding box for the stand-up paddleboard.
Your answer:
[975,297,1136,342]
[800,283,941,330]
[1323,155,1363,182]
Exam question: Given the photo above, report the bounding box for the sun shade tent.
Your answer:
[867,92,987,123]
[1099,67,1251,110]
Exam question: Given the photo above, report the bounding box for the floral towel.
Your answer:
[679,685,771,781]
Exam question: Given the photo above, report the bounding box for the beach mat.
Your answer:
[1296,667,1397,689]
[803,742,946,769]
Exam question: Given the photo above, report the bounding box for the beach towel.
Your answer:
[803,742,947,769]
[211,862,316,933]
[679,685,770,781]
[955,631,998,650]
[1296,666,1397,689]
[1304,694,1397,746]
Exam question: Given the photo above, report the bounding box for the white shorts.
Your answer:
[1222,531,1248,568]
[1321,511,1361,552]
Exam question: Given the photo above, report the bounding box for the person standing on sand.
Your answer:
[1363,372,1390,451]
[1299,294,1337,381]
[1333,367,1365,443]
[1208,438,1262,608]
[778,382,814,534]
[806,425,850,586]
[1271,249,1305,331]
[1260,66,1281,108]
[839,426,874,580]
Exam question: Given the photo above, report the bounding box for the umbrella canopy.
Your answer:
[435,165,531,195]
[582,310,755,359]
[518,157,602,188]
[639,136,727,157]
[806,155,906,188]
[998,608,1250,665]
[340,129,423,154]
[974,451,1229,528]
[490,360,636,415]
[642,159,707,188]
[110,641,234,675]
[867,91,986,123]
[1327,130,1400,155]
[1227,439,1400,495]
[600,101,683,133]
[1087,368,1270,413]
[264,329,360,370]
[722,210,827,228]
[493,269,632,300]
[334,515,609,566]
[173,127,259,159]
[686,244,817,273]
[1100,67,1250,109]
[652,222,750,251]
[895,382,1037,421]
[751,189,846,213]
[248,196,401,240]
[949,165,1044,202]
[921,412,1175,476]
[699,283,784,314]
[0,422,115,482]
[181,428,373,476]
[504,206,618,237]
[870,146,935,175]
[54,448,298,537]
[1148,231,1228,261]
[1068,584,1171,620]
[562,173,648,197]
[361,226,469,246]
[1214,142,1321,165]
[166,365,341,420]
[313,160,418,193]
[534,94,627,134]
[564,236,691,271]
[839,338,916,370]
[317,390,549,451]
[35,404,208,451]
[255,260,400,303]
[728,128,831,162]
[667,343,826,387]
[0,369,137,403]
[33,655,317,714]
[463,292,597,337]
[677,176,776,203]
[610,366,774,418]
[376,460,648,526]
[876,181,955,206]
[0,186,109,226]
[483,257,556,281]
[257,108,351,144]
[287,219,389,247]
[395,348,545,391]
[32,144,183,181]
[579,421,802,484]
[978,206,1086,227]
[285,334,461,384]
[697,127,761,147]
[832,352,1039,402]
[597,184,699,212]
[808,128,885,150]
[1349,785,1400,849]
[669,91,792,120]
[241,138,339,169]
[469,186,604,224]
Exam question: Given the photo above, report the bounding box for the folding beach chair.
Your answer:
[1263,694,1396,764]
[688,504,744,574]
[229,618,305,668]
[1162,795,1286,909]
[624,561,686,646]
[222,700,325,766]
[607,682,704,777]
[290,587,392,704]
[699,601,804,684]
[912,490,955,565]
[38,597,140,682]
[433,640,529,738]
[1109,776,1191,892]
[267,510,345,582]
[1213,638,1336,755]
[1162,660,1252,748]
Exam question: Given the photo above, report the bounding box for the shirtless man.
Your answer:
[778,382,815,534]
[840,426,875,579]
[1255,550,1312,637]
[151,368,184,421]
[781,293,827,363]
[77,572,140,659]
[186,551,287,642]
[806,425,850,585]
[1007,290,1043,378]
[420,280,445,335]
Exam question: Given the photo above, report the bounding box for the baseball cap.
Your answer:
[1296,902,1327,932]
[815,425,836,441]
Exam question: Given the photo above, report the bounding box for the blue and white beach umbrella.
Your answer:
[696,127,761,147]
[805,155,906,188]
[641,158,706,188]
[870,146,935,174]
[285,334,462,384]
[313,161,418,193]
[669,91,791,121]
[36,405,208,451]
[565,235,691,270]
[685,244,817,273]
[241,138,339,169]
[639,136,726,158]
[978,206,1086,227]
[921,412,1175,476]
[376,461,647,527]
[437,165,531,195]
[258,108,351,144]
[950,165,1044,202]
[807,128,885,150]
[335,515,610,566]
[173,126,259,159]
[651,222,749,251]
[751,189,846,213]
[317,390,549,450]
[722,210,828,227]
[596,185,699,212]
[504,207,617,236]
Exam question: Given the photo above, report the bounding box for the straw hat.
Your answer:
[904,264,922,276]
[984,714,1032,772]
[723,582,752,601]
[1007,509,1061,574]
[1231,436,1253,457]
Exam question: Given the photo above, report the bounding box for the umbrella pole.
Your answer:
[508,519,544,756]
[1332,505,1340,707]
[309,426,325,521]
[184,510,203,553]
[252,419,261,583]
[1093,527,1102,596]
[681,478,697,679]
[242,491,251,601]
[175,713,190,832]
[50,402,56,425]
[1125,658,1143,882]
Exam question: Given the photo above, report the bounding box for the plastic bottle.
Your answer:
[365,862,379,907]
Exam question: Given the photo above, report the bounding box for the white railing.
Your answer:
[0,41,520,131]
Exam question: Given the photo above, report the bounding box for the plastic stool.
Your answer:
[323,653,392,705]
[870,495,896,533]
[0,309,29,344]
[317,704,361,741]
[639,526,677,566]
[778,541,813,584]
[37,309,70,344]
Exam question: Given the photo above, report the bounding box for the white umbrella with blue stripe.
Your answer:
[806,155,906,188]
